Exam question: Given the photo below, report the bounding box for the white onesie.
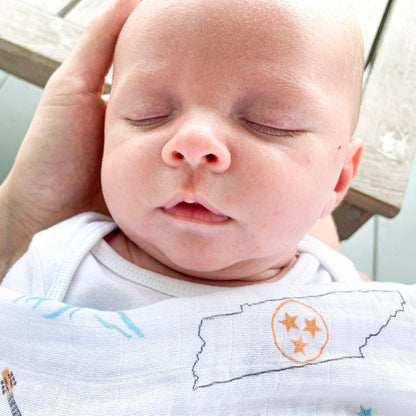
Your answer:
[2,212,362,310]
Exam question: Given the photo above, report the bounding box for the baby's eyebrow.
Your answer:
[114,63,333,120]
[248,79,330,112]
[114,63,170,88]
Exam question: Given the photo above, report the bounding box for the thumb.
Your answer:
[49,0,139,94]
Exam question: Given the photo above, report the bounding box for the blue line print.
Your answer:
[13,295,27,304]
[13,295,49,309]
[94,315,132,339]
[12,295,145,340]
[117,311,145,338]
[69,308,83,319]
[26,297,49,309]
[43,304,78,319]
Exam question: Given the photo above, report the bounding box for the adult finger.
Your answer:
[359,272,371,281]
[53,0,139,93]
[102,93,111,105]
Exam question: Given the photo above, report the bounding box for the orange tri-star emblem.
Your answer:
[271,299,329,364]
[279,312,299,333]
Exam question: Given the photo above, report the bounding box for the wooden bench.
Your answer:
[1,0,415,240]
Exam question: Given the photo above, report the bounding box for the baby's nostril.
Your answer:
[206,153,217,162]
[172,151,184,160]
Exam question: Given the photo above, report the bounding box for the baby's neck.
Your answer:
[104,230,298,287]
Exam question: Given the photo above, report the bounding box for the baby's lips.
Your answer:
[162,193,230,223]
[164,202,230,223]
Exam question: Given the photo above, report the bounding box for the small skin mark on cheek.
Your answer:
[338,145,342,151]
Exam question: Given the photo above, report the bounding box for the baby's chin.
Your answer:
[155,251,298,287]
[105,228,228,276]
[128,232,297,284]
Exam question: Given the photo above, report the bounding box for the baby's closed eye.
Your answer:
[124,115,172,128]
[241,119,300,137]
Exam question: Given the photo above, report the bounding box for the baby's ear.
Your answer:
[320,137,364,218]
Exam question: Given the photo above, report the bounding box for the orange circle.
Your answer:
[271,299,329,364]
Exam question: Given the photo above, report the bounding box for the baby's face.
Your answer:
[102,0,364,281]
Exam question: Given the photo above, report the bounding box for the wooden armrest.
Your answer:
[0,0,82,87]
[0,0,112,90]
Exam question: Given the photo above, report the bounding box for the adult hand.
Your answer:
[0,0,138,277]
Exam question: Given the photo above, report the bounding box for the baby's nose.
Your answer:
[161,123,231,173]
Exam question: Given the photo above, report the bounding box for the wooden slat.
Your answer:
[341,0,389,61]
[334,201,373,241]
[348,0,416,218]
[65,0,113,27]
[21,0,75,15]
[0,0,83,88]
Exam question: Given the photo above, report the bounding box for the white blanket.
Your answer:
[0,282,415,415]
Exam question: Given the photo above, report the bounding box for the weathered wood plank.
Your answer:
[0,0,83,87]
[0,0,114,90]
[340,0,389,61]
[20,0,75,15]
[334,200,374,241]
[348,0,416,217]
[65,0,113,27]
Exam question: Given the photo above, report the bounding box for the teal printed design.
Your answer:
[12,295,28,304]
[117,311,145,337]
[12,296,144,339]
[69,308,83,319]
[94,315,134,339]
[14,296,81,319]
[93,312,144,339]
[43,304,79,319]
[357,406,372,416]
[13,295,48,309]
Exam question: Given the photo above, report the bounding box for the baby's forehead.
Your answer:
[114,0,363,127]
[119,1,360,77]
[118,0,363,72]
[134,0,355,32]
[119,0,359,60]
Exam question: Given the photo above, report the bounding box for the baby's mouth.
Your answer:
[162,201,230,224]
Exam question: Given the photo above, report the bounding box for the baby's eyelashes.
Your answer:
[241,119,299,138]
[124,114,172,128]
[122,113,300,139]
